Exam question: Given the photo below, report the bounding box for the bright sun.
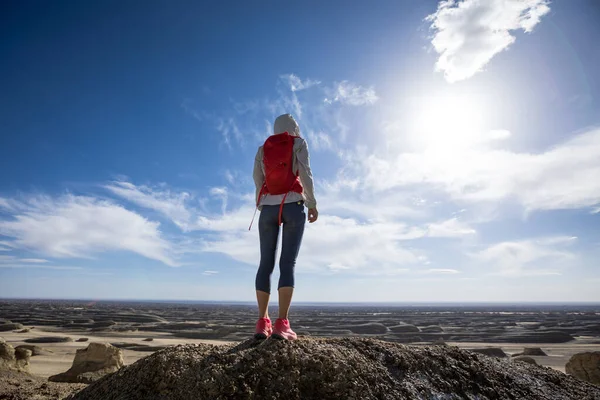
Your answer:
[409,92,489,151]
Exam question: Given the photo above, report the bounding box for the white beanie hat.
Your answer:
[274,114,300,137]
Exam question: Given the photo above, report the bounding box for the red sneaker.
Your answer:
[254,317,272,339]
[272,318,297,340]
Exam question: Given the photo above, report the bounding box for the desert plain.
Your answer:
[2,299,600,378]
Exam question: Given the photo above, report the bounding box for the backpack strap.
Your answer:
[248,183,267,231]
[277,192,289,227]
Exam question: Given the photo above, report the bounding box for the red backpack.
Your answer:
[249,132,303,229]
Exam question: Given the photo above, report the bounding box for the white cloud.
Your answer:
[104,181,193,231]
[324,81,378,106]
[105,180,255,233]
[0,194,178,266]
[202,270,218,276]
[201,214,427,276]
[472,236,576,276]
[363,127,600,213]
[424,268,460,274]
[427,0,550,82]
[280,74,321,92]
[426,217,476,237]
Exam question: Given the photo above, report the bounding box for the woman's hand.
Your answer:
[308,208,318,223]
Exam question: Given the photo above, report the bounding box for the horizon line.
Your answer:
[1,297,600,306]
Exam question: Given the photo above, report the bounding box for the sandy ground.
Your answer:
[449,340,600,373]
[3,326,600,378]
[2,326,234,379]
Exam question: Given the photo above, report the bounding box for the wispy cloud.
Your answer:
[472,236,576,276]
[181,98,211,122]
[427,0,551,82]
[306,131,334,151]
[324,81,378,106]
[280,73,321,92]
[104,181,193,231]
[202,270,218,276]
[0,194,178,266]
[0,256,49,264]
[216,118,243,150]
[0,264,83,270]
[209,187,228,215]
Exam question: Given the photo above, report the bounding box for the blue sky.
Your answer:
[1,0,599,302]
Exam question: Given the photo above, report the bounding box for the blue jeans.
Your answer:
[255,201,306,293]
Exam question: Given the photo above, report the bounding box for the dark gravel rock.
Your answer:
[0,370,86,400]
[68,337,600,400]
[110,342,168,352]
[470,347,508,358]
[24,336,73,343]
[513,347,548,357]
[514,356,538,365]
[76,338,89,342]
[489,331,575,343]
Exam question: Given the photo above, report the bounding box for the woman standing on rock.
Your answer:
[252,114,318,340]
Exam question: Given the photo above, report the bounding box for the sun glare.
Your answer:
[409,92,489,151]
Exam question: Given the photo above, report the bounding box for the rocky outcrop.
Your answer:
[566,351,600,385]
[0,343,15,364]
[0,369,86,400]
[0,342,30,372]
[470,347,508,358]
[49,343,124,384]
[68,338,600,400]
[15,344,51,356]
[14,348,31,370]
[0,323,24,332]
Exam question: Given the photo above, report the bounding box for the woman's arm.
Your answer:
[295,139,318,222]
[253,146,265,206]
